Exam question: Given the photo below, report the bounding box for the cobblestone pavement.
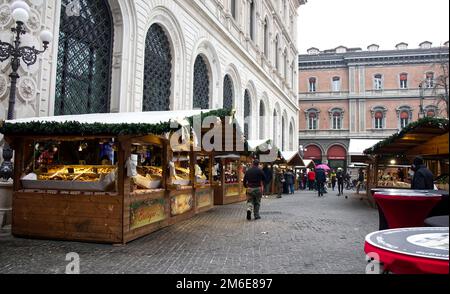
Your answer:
[0,190,378,274]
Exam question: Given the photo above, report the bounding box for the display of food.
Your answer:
[21,165,117,192]
[173,167,191,185]
[133,166,163,189]
[378,181,411,189]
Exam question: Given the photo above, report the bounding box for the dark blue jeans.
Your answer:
[289,184,295,194]
[317,181,325,196]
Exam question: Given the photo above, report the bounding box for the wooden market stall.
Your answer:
[0,109,233,244]
[364,117,449,207]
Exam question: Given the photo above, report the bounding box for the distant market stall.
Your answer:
[364,117,449,205]
[0,109,236,244]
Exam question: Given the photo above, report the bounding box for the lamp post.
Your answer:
[0,0,53,181]
[1,0,53,120]
[299,145,307,158]
[418,82,425,119]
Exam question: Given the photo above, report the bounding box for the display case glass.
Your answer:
[131,143,164,191]
[21,139,118,192]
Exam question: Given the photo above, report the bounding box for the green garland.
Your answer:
[364,117,449,155]
[0,109,234,137]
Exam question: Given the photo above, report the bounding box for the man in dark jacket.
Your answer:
[336,168,345,196]
[411,157,434,190]
[285,170,295,195]
[244,160,266,220]
[262,164,273,196]
[315,168,327,197]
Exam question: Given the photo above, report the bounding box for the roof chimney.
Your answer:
[419,41,433,49]
[396,42,408,50]
[307,47,320,55]
[367,44,380,52]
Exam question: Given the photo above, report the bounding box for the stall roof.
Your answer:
[6,110,209,125]
[0,109,234,137]
[247,139,272,151]
[302,159,316,168]
[349,139,382,156]
[281,151,305,166]
[364,117,449,156]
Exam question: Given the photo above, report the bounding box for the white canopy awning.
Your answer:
[302,159,315,168]
[281,151,300,162]
[349,139,382,156]
[7,110,212,125]
[246,139,272,151]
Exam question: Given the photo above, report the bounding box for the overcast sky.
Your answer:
[297,0,450,54]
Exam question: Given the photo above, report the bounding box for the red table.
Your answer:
[365,227,449,274]
[374,192,442,229]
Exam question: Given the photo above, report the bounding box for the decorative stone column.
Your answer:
[0,143,13,234]
[0,181,12,234]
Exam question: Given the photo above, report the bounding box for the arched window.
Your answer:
[282,117,286,150]
[259,101,266,139]
[289,122,294,151]
[223,75,234,111]
[244,90,252,139]
[193,55,210,109]
[400,73,408,89]
[372,107,387,129]
[291,61,295,89]
[231,0,237,19]
[273,110,278,146]
[374,74,383,90]
[309,77,317,92]
[55,0,114,115]
[284,49,288,80]
[143,24,172,111]
[306,109,319,130]
[330,108,344,130]
[274,34,280,71]
[426,72,435,88]
[249,0,255,41]
[425,105,438,118]
[397,106,413,129]
[332,77,341,92]
[263,18,269,59]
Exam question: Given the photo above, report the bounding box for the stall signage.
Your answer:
[366,227,449,261]
[130,198,166,230]
[171,193,194,216]
[196,190,212,209]
[225,184,240,197]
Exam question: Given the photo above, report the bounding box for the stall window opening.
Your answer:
[131,143,164,191]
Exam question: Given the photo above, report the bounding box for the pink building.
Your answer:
[298,42,449,170]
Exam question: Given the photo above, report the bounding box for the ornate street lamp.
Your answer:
[299,145,307,158]
[1,0,53,120]
[418,82,425,119]
[0,0,53,181]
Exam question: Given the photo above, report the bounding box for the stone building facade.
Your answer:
[298,42,449,169]
[0,0,307,154]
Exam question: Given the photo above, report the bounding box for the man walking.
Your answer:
[356,168,365,194]
[243,160,266,220]
[336,168,344,196]
[316,167,327,197]
[285,169,295,195]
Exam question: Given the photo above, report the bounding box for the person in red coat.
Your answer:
[308,169,316,191]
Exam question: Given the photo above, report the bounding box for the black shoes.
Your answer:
[247,210,252,221]
[255,216,261,220]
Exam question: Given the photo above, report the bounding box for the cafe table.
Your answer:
[365,227,449,274]
[374,191,442,229]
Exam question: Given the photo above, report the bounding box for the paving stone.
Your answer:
[0,191,378,274]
